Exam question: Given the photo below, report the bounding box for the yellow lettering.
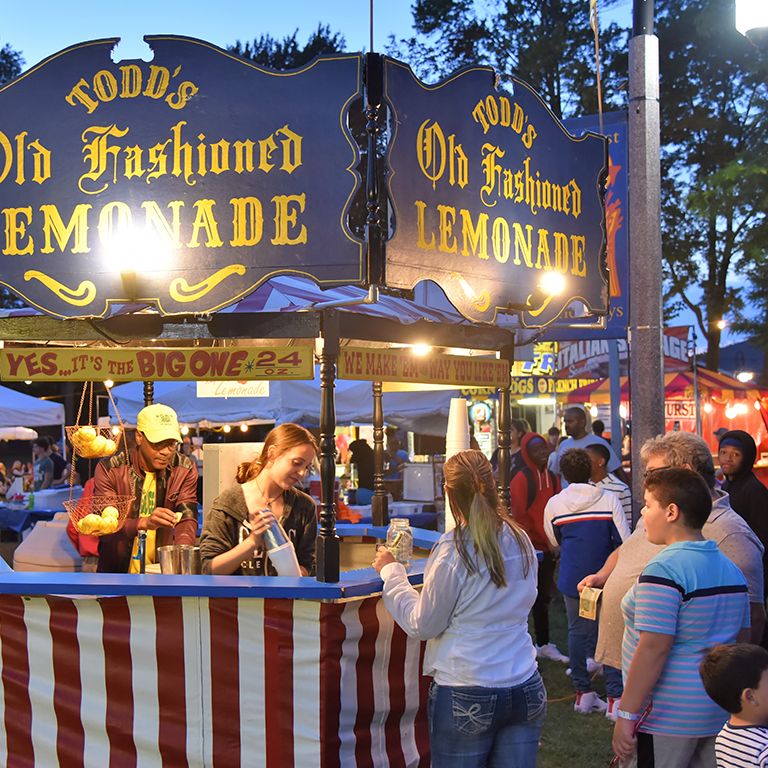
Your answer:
[230,197,263,246]
[535,229,552,270]
[513,223,533,267]
[571,235,586,276]
[234,140,255,173]
[460,210,489,259]
[2,207,33,255]
[437,205,457,253]
[271,194,306,245]
[492,217,510,263]
[79,124,130,194]
[92,70,118,102]
[143,66,170,99]
[187,200,223,248]
[40,204,92,254]
[66,78,99,113]
[120,65,142,98]
[171,121,195,186]
[553,232,569,273]
[277,125,302,174]
[414,201,435,250]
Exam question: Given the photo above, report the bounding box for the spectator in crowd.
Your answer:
[348,439,375,505]
[612,469,750,767]
[719,430,768,600]
[586,443,633,529]
[509,433,567,663]
[578,431,766,700]
[374,450,545,767]
[544,448,630,716]
[491,418,530,482]
[700,644,768,767]
[94,404,199,573]
[547,426,561,455]
[549,407,628,486]
[592,419,606,439]
[31,437,53,491]
[384,434,409,480]
[45,436,70,485]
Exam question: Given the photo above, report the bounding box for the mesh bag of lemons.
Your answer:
[76,505,121,535]
[69,426,119,459]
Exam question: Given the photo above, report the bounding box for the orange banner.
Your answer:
[0,347,313,382]
[338,347,509,388]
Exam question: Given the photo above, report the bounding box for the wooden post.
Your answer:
[497,343,514,512]
[316,312,340,583]
[371,380,388,526]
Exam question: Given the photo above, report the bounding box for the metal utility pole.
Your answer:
[628,0,665,503]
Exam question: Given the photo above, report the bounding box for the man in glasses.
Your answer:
[94,403,199,573]
[578,431,765,717]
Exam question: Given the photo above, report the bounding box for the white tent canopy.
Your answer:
[108,376,463,437]
[0,384,65,427]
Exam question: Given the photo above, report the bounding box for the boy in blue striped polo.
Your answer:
[612,468,751,768]
[700,643,768,768]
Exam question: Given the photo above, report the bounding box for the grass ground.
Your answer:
[536,593,616,768]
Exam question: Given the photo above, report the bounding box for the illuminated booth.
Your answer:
[0,36,610,767]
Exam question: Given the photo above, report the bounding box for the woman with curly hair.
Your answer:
[373,449,545,767]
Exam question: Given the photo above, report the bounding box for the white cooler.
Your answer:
[32,486,83,511]
[13,513,83,572]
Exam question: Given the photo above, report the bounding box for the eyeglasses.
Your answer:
[644,465,671,478]
[145,438,179,453]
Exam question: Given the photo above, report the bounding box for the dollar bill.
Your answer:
[579,586,603,620]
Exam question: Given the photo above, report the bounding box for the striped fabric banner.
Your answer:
[0,593,429,768]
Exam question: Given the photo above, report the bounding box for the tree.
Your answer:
[658,0,768,371]
[0,42,26,310]
[387,0,629,119]
[228,24,346,69]
[0,42,23,85]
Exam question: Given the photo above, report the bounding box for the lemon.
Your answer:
[75,426,96,443]
[102,506,119,520]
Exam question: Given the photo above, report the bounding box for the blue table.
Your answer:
[0,506,60,536]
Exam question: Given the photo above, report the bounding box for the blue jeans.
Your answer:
[563,594,598,693]
[603,664,624,699]
[427,672,547,767]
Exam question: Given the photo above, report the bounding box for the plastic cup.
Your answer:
[267,541,302,577]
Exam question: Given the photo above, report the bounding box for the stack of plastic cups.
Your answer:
[444,398,471,532]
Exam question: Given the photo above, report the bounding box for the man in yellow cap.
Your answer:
[94,403,199,573]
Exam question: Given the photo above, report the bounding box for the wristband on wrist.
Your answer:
[617,709,640,721]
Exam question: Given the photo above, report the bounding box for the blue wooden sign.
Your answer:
[0,37,364,318]
[384,59,609,326]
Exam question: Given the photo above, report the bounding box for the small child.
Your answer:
[700,644,768,767]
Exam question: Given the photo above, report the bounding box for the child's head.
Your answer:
[700,644,768,723]
[559,448,592,485]
[643,467,711,534]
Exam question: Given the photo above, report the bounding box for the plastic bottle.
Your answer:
[27,492,34,510]
[386,518,413,571]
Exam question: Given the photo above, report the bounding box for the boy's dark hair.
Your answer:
[592,419,605,434]
[560,448,593,485]
[32,437,49,450]
[644,467,712,529]
[548,427,561,437]
[585,443,611,464]
[700,644,768,714]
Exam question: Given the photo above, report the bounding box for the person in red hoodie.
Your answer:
[510,432,568,663]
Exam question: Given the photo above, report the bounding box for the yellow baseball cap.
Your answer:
[137,403,181,443]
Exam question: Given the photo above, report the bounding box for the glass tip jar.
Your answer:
[386,518,413,571]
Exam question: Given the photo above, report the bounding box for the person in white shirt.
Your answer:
[373,450,545,768]
[549,407,628,486]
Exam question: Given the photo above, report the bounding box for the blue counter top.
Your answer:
[0,523,438,600]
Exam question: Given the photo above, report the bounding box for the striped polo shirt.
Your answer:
[621,540,750,737]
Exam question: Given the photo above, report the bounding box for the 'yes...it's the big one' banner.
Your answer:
[0,37,363,318]
[384,59,609,325]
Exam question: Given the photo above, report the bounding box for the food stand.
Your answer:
[0,35,609,766]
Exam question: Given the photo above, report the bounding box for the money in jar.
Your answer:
[386,518,413,570]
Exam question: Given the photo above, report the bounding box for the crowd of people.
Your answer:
[374,408,768,768]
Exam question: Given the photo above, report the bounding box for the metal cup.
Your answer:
[157,545,201,574]
[262,516,289,550]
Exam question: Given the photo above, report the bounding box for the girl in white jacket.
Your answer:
[373,450,545,767]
